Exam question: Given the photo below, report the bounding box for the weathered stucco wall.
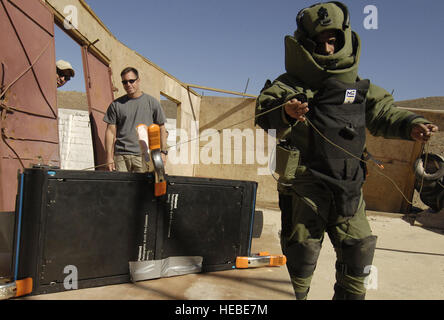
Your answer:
[363,132,422,213]
[194,97,278,208]
[45,0,200,176]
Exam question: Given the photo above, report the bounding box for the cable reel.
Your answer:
[414,153,444,212]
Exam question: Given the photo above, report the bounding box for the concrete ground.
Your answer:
[21,207,444,301]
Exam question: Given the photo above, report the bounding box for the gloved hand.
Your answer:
[410,123,439,142]
[284,98,309,122]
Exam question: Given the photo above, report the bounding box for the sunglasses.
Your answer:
[57,71,71,81]
[122,78,138,85]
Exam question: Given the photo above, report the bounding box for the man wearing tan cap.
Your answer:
[56,59,75,88]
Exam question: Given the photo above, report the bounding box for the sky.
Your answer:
[55,0,444,102]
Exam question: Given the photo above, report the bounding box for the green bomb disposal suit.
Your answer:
[255,2,431,300]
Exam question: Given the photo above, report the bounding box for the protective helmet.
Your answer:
[295,1,354,69]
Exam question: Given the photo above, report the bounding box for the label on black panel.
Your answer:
[167,193,179,239]
[138,213,152,261]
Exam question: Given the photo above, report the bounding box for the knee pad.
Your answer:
[284,240,322,278]
[335,235,377,277]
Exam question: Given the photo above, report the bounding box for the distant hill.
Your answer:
[57,90,88,111]
[57,90,178,118]
[395,96,444,111]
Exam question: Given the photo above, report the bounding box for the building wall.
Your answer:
[194,96,278,208]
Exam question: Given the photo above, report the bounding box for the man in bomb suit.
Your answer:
[255,1,438,300]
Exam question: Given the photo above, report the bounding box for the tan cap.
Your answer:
[56,60,75,77]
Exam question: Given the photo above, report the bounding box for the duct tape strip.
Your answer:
[0,281,16,300]
[129,256,203,282]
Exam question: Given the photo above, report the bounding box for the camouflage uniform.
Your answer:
[255,2,431,300]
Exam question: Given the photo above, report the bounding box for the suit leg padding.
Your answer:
[333,283,366,300]
[284,240,322,279]
[335,235,377,277]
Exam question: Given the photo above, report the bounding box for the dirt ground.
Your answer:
[310,209,444,300]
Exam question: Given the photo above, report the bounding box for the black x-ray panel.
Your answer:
[159,176,256,271]
[12,168,257,296]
